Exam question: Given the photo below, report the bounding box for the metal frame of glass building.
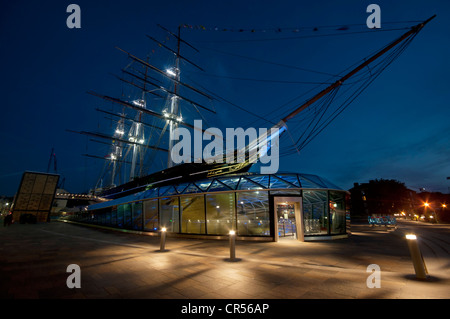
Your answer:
[69,173,350,241]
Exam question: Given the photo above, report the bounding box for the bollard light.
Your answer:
[229,230,236,261]
[160,227,167,252]
[405,233,428,280]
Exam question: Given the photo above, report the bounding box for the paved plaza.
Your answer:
[0,219,449,300]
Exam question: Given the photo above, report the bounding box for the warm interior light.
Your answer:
[406,234,417,240]
[161,227,167,232]
[229,230,236,236]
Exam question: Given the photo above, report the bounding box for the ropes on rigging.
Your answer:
[278,30,419,156]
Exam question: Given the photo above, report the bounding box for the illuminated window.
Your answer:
[236,191,270,236]
[303,190,328,235]
[143,199,158,231]
[160,197,180,233]
[180,195,205,234]
[206,193,236,235]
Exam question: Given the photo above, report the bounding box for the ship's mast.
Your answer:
[167,26,182,168]
[127,56,153,181]
[128,101,144,180]
[110,116,125,186]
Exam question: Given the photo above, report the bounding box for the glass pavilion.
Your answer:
[69,173,349,241]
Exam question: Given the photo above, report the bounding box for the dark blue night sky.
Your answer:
[1,0,449,196]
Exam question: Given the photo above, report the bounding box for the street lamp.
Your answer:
[229,230,236,261]
[405,234,428,280]
[160,227,167,252]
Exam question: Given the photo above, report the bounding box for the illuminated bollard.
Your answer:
[405,234,428,280]
[229,230,236,261]
[160,227,167,252]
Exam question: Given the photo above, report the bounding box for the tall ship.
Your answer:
[67,16,435,241]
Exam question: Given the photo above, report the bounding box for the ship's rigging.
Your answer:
[67,16,435,197]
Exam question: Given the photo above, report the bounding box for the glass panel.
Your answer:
[237,177,265,190]
[321,177,341,190]
[132,202,143,230]
[175,183,190,194]
[329,191,346,234]
[303,190,328,235]
[183,183,203,194]
[160,197,180,233]
[105,209,111,226]
[276,203,296,238]
[206,193,236,235]
[299,174,326,188]
[111,206,117,226]
[142,188,158,199]
[117,205,124,228]
[247,175,269,188]
[217,177,240,190]
[207,180,232,192]
[88,213,93,223]
[123,203,132,229]
[144,199,158,231]
[276,175,300,187]
[236,191,270,236]
[159,185,177,196]
[180,195,205,234]
[269,175,295,189]
[195,179,212,191]
[297,176,319,188]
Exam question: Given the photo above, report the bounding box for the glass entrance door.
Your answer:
[277,202,296,238]
[273,196,303,242]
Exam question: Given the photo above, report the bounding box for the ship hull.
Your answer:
[98,161,253,199]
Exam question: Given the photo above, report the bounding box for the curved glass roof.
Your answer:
[88,172,342,211]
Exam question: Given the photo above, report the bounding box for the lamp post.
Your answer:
[229,230,236,261]
[160,227,167,252]
[405,234,428,280]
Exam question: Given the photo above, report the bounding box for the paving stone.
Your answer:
[0,220,448,300]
